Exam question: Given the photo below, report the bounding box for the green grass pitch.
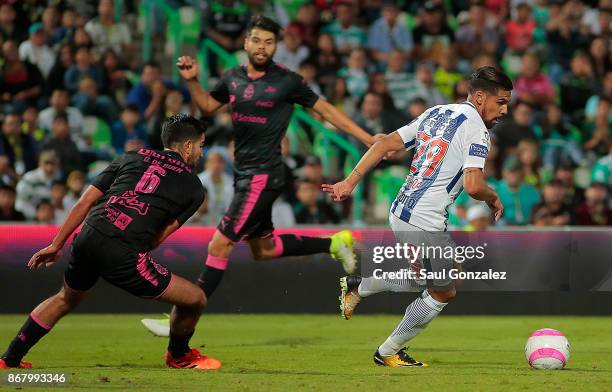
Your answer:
[0,315,610,391]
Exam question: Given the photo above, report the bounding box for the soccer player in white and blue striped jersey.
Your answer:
[322,66,513,367]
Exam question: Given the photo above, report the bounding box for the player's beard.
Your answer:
[248,51,273,71]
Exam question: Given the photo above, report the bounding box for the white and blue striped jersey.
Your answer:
[390,102,490,231]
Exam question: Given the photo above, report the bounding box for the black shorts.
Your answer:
[218,167,284,243]
[64,224,172,298]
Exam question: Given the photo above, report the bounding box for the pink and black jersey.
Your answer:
[210,63,319,175]
[87,149,205,252]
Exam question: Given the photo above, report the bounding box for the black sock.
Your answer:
[277,235,331,257]
[197,266,225,298]
[168,330,194,358]
[2,315,51,367]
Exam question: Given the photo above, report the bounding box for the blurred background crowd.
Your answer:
[0,0,610,229]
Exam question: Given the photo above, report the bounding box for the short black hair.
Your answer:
[53,111,68,122]
[161,114,206,148]
[246,15,281,40]
[468,66,513,95]
[0,185,16,194]
[123,104,140,113]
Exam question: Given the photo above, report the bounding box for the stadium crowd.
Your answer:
[0,0,610,228]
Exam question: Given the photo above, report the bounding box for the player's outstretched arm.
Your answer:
[27,185,104,269]
[322,132,404,201]
[464,168,504,221]
[312,98,375,147]
[176,56,224,116]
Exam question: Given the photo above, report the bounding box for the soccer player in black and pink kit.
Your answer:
[0,115,222,370]
[142,15,377,336]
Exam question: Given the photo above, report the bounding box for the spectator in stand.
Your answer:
[61,8,78,45]
[338,48,370,99]
[496,156,541,225]
[41,5,67,49]
[560,51,598,124]
[0,112,38,176]
[367,72,407,129]
[201,0,250,75]
[434,47,463,101]
[85,0,132,58]
[403,63,446,107]
[0,4,27,43]
[46,44,74,94]
[18,23,55,80]
[34,199,55,224]
[517,138,541,188]
[0,40,44,111]
[274,22,309,71]
[15,150,61,220]
[576,182,612,225]
[39,89,85,148]
[71,76,118,126]
[589,37,610,80]
[0,185,25,222]
[298,61,323,97]
[151,89,188,150]
[494,101,537,157]
[295,3,321,48]
[367,1,413,68]
[531,179,572,226]
[101,49,132,101]
[538,104,584,169]
[293,178,340,224]
[554,162,584,209]
[464,204,491,231]
[50,180,68,224]
[21,105,45,143]
[64,45,104,94]
[323,1,366,57]
[514,52,555,110]
[505,1,536,53]
[383,50,410,102]
[126,62,169,121]
[456,1,500,61]
[312,32,341,97]
[329,77,357,119]
[197,151,234,226]
[353,92,392,138]
[0,155,18,188]
[63,170,85,210]
[412,1,455,64]
[111,105,148,155]
[41,112,83,177]
[546,1,588,83]
[407,98,427,122]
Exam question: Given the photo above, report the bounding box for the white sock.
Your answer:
[357,276,422,297]
[378,290,447,357]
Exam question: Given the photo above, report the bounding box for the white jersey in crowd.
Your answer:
[390,102,490,231]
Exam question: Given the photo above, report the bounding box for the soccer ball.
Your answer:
[525,328,570,370]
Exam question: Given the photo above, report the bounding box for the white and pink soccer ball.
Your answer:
[525,328,571,370]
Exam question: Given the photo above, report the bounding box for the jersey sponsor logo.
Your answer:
[264,85,277,93]
[255,100,274,108]
[243,83,255,100]
[108,190,150,215]
[469,143,488,158]
[231,111,268,124]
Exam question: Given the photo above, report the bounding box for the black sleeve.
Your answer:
[209,72,230,104]
[176,181,205,225]
[91,155,124,193]
[286,73,319,108]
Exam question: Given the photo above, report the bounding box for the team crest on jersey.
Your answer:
[243,83,255,100]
